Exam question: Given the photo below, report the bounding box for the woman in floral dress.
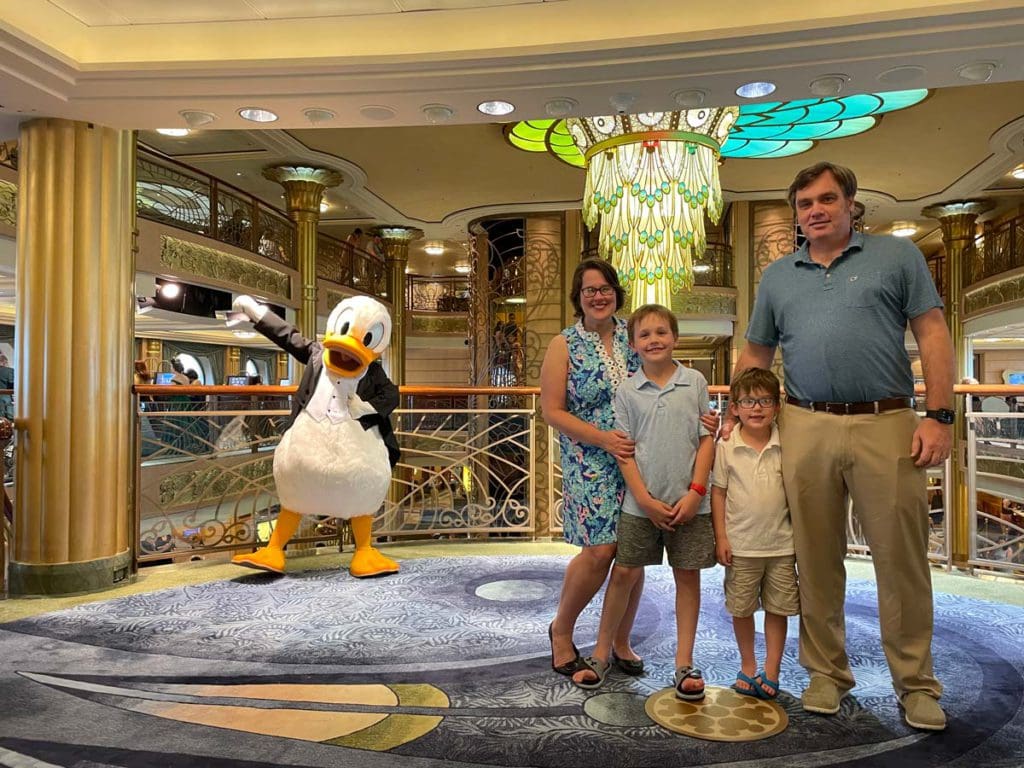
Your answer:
[540,258,643,676]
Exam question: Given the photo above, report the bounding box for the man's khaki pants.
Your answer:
[779,404,942,698]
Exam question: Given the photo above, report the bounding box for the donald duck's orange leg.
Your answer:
[231,509,303,574]
[349,515,400,578]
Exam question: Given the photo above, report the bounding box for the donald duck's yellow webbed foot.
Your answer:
[349,547,400,578]
[231,547,286,575]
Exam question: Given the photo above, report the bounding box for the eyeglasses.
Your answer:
[736,397,777,409]
[580,285,615,298]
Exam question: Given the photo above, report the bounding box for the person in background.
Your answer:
[0,353,14,419]
[169,358,190,386]
[726,161,953,731]
[221,208,250,247]
[540,258,642,678]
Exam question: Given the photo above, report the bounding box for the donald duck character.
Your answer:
[230,294,401,578]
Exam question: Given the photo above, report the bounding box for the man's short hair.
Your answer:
[787,162,858,209]
[627,303,678,341]
[730,367,781,402]
[569,258,626,318]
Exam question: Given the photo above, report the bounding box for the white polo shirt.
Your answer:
[712,425,793,557]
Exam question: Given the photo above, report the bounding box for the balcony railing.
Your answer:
[135,147,387,299]
[970,213,1024,284]
[407,276,471,312]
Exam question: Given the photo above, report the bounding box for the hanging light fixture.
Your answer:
[566,109,738,309]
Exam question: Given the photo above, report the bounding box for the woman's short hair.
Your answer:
[569,258,626,318]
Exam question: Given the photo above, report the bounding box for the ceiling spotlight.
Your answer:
[159,282,181,299]
[1012,164,1024,180]
[609,93,637,114]
[319,201,330,213]
[672,89,707,108]
[179,110,216,128]
[545,98,578,118]
[454,264,472,274]
[424,243,445,256]
[891,221,917,237]
[303,107,336,125]
[809,74,849,97]
[156,128,190,137]
[233,330,257,339]
[956,61,997,83]
[877,65,926,85]
[238,107,278,123]
[360,105,396,121]
[735,81,776,99]
[505,296,526,304]
[477,100,516,117]
[421,104,455,124]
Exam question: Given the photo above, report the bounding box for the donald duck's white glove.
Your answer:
[232,294,268,323]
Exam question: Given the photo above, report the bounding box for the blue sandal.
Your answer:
[732,671,767,699]
[756,673,780,700]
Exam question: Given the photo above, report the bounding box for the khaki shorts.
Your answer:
[724,555,800,617]
[615,512,716,570]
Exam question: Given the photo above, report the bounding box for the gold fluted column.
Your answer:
[225,346,242,376]
[923,199,995,567]
[12,119,136,595]
[262,166,342,343]
[369,226,423,386]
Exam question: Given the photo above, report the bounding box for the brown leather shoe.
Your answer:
[801,676,843,714]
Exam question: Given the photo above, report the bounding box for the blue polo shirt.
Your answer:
[614,362,712,518]
[746,232,943,403]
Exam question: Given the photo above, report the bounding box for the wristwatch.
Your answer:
[924,408,955,425]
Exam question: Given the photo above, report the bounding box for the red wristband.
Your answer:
[689,483,707,497]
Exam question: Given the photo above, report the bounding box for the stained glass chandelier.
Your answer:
[566,110,737,309]
[509,90,930,310]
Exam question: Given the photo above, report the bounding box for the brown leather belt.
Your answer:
[784,395,914,415]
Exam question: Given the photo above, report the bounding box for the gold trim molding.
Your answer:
[0,179,15,228]
[964,271,1024,317]
[669,288,737,317]
[160,235,291,300]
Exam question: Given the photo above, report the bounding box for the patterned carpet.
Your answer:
[1,555,1023,768]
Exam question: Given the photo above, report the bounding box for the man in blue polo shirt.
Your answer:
[729,161,954,731]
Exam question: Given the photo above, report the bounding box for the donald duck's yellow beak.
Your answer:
[322,333,377,378]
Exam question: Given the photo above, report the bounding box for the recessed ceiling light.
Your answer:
[477,100,515,116]
[672,89,707,108]
[238,107,278,123]
[179,110,216,128]
[233,330,257,339]
[319,201,330,213]
[1012,164,1024,180]
[159,282,181,299]
[424,243,445,256]
[360,105,397,121]
[454,264,472,274]
[891,221,917,237]
[544,98,578,118]
[877,65,926,85]
[956,61,997,83]
[303,107,336,125]
[692,264,712,273]
[735,81,776,99]
[505,296,526,304]
[421,104,455,124]
[809,74,849,97]
[156,128,190,137]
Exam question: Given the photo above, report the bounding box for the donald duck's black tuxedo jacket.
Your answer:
[255,311,401,468]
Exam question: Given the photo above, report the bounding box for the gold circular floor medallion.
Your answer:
[645,686,788,741]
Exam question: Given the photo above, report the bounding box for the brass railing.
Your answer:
[970,213,1024,284]
[407,276,471,313]
[135,148,387,298]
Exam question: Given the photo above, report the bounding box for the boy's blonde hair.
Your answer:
[730,367,781,401]
[627,303,678,341]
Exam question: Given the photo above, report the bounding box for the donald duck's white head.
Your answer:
[321,296,392,381]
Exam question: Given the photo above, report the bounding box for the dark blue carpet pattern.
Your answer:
[1,555,1023,767]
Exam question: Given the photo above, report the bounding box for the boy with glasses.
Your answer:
[711,367,798,700]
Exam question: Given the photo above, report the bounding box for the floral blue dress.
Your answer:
[559,318,640,546]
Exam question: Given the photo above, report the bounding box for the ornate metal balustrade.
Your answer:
[969,214,1024,284]
[407,276,471,313]
[133,385,539,564]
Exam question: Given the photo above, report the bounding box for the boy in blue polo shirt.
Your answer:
[572,304,715,699]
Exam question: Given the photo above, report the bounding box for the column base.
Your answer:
[8,549,133,597]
